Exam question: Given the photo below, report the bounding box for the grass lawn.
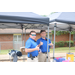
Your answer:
[50,47,75,53]
[0,47,75,55]
[0,49,12,55]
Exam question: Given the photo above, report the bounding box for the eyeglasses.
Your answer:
[31,34,36,36]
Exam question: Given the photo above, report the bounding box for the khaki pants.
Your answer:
[38,53,50,62]
[27,57,38,62]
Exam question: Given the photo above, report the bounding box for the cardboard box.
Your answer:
[20,47,27,55]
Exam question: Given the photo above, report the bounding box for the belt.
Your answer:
[42,52,47,54]
[28,56,37,58]
[28,56,37,60]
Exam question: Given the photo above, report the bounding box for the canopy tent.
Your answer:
[0,12,49,29]
[0,12,50,62]
[49,12,75,31]
[49,12,75,24]
[48,12,75,61]
[0,12,49,24]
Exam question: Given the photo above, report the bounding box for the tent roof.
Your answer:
[48,12,75,31]
[0,12,49,29]
[0,12,49,24]
[49,12,75,24]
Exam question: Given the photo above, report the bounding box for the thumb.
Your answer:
[40,41,41,43]
[36,45,38,47]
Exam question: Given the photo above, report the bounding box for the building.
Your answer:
[0,29,75,50]
[0,29,41,50]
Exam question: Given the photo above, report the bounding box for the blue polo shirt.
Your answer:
[37,37,51,53]
[25,38,39,57]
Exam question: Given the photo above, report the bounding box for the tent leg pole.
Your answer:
[53,23,56,62]
[22,28,23,46]
[47,26,49,62]
[69,31,71,53]
[0,43,1,53]
[25,28,26,46]
[23,28,26,62]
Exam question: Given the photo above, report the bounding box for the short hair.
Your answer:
[40,30,46,33]
[30,31,36,34]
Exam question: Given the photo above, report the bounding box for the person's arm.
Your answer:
[49,42,53,46]
[49,39,53,49]
[38,41,43,47]
[49,42,53,49]
[37,40,43,47]
[25,46,39,52]
[25,40,39,52]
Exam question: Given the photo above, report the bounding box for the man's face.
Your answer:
[30,32,36,40]
[40,32,46,38]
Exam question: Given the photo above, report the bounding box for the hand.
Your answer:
[49,43,53,49]
[39,52,41,53]
[49,43,53,46]
[35,46,40,51]
[39,49,41,53]
[40,41,43,46]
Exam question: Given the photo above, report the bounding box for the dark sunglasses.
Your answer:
[31,34,36,36]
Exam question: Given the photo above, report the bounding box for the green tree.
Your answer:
[52,31,75,36]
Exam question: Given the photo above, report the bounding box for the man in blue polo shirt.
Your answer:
[25,31,40,62]
[37,30,53,62]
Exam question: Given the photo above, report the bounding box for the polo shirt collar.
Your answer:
[29,38,33,40]
[29,38,36,42]
[41,37,47,40]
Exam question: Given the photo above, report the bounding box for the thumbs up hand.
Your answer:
[49,43,53,49]
[40,41,43,46]
[49,43,53,46]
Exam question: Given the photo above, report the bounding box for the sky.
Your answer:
[33,12,52,15]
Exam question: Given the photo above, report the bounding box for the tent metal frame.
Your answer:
[51,23,74,62]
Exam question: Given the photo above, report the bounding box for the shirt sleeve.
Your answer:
[36,39,40,45]
[49,39,51,44]
[25,40,31,49]
[49,39,51,48]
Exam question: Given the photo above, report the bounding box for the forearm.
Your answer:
[49,44,53,49]
[49,42,53,46]
[25,48,36,52]
[38,44,41,47]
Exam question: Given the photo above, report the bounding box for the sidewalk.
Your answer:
[0,52,75,62]
[0,54,27,62]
